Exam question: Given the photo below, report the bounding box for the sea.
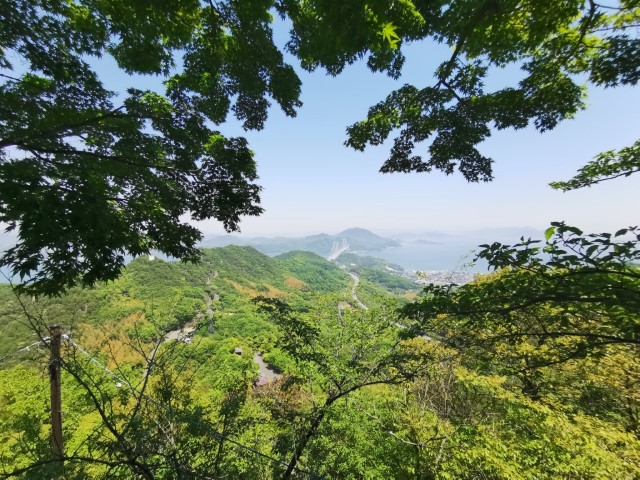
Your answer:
[355,243,487,273]
[356,228,545,273]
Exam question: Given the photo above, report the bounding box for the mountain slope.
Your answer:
[275,251,351,293]
[0,246,355,358]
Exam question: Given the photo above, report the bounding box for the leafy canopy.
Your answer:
[2,0,640,296]
[341,0,640,182]
[0,0,302,295]
[402,222,640,386]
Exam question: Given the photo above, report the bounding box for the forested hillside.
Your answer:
[1,0,639,478]
[0,247,638,479]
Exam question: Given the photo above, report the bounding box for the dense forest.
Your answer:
[1,0,639,478]
[0,247,638,478]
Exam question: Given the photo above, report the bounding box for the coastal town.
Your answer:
[405,269,477,286]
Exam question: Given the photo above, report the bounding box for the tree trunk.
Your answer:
[281,397,335,480]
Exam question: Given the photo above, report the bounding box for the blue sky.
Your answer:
[96,31,640,238]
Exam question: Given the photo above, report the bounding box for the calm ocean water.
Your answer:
[356,243,488,273]
[357,229,546,273]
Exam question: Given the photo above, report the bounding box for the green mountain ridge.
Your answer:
[0,246,389,359]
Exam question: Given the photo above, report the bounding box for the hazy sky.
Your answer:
[104,27,639,238]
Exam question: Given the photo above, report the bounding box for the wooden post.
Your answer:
[49,324,64,465]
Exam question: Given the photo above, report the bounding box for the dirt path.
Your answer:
[254,352,281,386]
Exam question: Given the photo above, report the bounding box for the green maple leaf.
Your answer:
[379,22,401,49]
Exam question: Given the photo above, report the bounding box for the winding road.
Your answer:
[167,269,373,387]
[348,272,369,311]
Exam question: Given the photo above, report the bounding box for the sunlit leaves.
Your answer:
[551,139,640,191]
[379,22,401,49]
[342,0,638,181]
[403,222,640,383]
[282,0,428,78]
[0,0,304,296]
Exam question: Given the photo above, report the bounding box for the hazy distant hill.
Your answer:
[200,227,400,258]
[335,228,400,251]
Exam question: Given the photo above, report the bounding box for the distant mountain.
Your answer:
[335,228,400,251]
[200,228,400,258]
[409,239,444,246]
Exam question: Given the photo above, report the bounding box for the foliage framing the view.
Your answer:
[0,0,302,295]
[341,0,640,181]
[2,0,639,296]
[0,0,638,478]
[0,248,638,478]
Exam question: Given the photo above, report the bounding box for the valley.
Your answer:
[0,246,637,479]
